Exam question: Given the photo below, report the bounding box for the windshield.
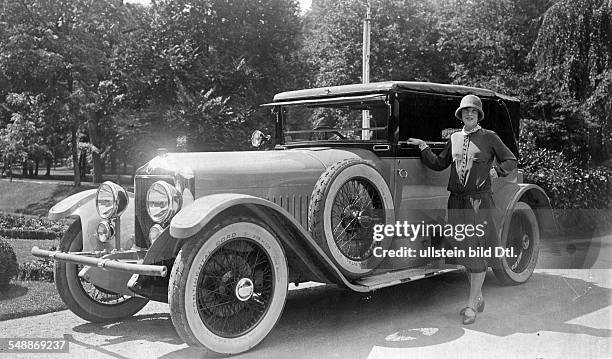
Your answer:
[281,97,389,144]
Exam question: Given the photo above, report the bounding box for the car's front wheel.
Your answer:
[493,202,540,285]
[169,216,288,355]
[54,219,149,322]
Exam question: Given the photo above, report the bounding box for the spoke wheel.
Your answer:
[330,178,383,261]
[169,216,288,355]
[309,159,395,278]
[54,219,148,322]
[493,202,540,285]
[196,239,274,338]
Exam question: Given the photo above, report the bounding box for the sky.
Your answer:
[126,0,313,12]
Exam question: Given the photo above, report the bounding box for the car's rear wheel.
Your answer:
[169,216,288,355]
[309,159,395,278]
[493,202,540,285]
[54,219,149,322]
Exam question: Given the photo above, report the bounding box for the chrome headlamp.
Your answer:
[146,181,182,224]
[96,181,129,219]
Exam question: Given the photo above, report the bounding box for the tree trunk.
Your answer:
[34,161,39,177]
[87,111,103,184]
[45,157,51,176]
[79,150,87,179]
[71,126,81,187]
[22,161,27,177]
[110,153,117,174]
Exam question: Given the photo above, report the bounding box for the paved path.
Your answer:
[1,269,610,359]
[1,235,611,359]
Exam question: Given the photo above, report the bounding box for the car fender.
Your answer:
[490,183,556,268]
[48,189,136,251]
[170,193,362,290]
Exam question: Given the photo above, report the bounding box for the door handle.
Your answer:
[373,145,390,151]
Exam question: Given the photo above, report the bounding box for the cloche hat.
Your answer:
[455,94,484,121]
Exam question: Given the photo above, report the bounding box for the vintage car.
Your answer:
[32,81,556,355]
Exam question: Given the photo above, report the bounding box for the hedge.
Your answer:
[0,238,18,289]
[0,213,69,240]
[519,120,612,234]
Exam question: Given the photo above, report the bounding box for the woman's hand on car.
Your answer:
[405,138,426,147]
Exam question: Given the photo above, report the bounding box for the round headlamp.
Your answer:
[97,221,113,242]
[96,181,129,219]
[146,181,181,224]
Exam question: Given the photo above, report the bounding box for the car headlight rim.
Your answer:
[97,220,113,242]
[96,182,118,219]
[96,181,130,219]
[146,181,181,224]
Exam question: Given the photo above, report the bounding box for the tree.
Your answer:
[434,0,551,91]
[530,0,612,162]
[110,0,303,152]
[301,0,447,87]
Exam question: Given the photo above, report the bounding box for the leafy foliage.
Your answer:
[17,258,55,282]
[302,0,449,87]
[520,119,611,233]
[530,0,612,161]
[0,238,18,290]
[0,213,70,235]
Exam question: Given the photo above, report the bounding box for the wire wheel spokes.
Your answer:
[330,178,383,261]
[507,211,533,273]
[196,239,274,338]
[74,263,131,305]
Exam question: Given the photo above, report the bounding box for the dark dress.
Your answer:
[421,128,517,273]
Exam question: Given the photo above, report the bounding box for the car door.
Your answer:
[391,93,460,267]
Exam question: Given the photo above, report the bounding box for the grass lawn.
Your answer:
[0,238,63,321]
[0,179,96,216]
[0,280,65,321]
[8,238,58,263]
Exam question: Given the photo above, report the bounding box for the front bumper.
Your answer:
[31,247,168,277]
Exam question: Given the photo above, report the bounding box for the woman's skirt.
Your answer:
[446,191,498,273]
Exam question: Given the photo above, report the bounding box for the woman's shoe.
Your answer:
[460,297,485,315]
[461,307,477,325]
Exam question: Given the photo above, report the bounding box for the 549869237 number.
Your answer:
[0,338,69,353]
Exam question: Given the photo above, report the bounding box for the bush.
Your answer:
[0,238,19,289]
[0,213,69,239]
[521,118,594,165]
[519,140,612,234]
[17,258,55,282]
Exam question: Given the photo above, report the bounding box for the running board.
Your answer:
[352,264,462,291]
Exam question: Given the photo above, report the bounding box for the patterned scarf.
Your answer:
[457,125,481,184]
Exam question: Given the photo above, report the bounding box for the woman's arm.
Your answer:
[407,138,452,171]
[490,132,517,176]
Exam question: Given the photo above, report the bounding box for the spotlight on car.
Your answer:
[96,181,129,219]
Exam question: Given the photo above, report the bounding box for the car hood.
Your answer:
[136,149,366,195]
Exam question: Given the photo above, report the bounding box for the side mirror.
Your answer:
[251,130,271,148]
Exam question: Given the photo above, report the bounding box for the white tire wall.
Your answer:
[169,217,288,355]
[308,159,395,278]
[493,202,540,285]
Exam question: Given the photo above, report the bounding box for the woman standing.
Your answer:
[406,94,517,324]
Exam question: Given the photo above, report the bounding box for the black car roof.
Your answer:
[272,81,519,103]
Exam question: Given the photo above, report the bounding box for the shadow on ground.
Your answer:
[0,283,28,302]
[57,270,611,359]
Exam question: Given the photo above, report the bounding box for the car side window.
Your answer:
[399,94,462,143]
[282,101,389,143]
